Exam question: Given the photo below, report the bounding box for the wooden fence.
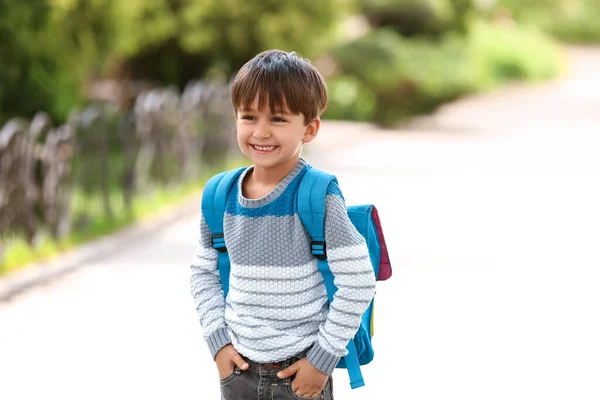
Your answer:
[0,80,238,264]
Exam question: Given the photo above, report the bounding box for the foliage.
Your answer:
[0,0,57,124]
[467,20,562,88]
[0,0,582,127]
[358,0,448,36]
[326,28,473,125]
[0,0,348,123]
[356,0,478,36]
[542,0,600,43]
[326,19,562,126]
[109,0,345,85]
[497,0,600,43]
[325,76,377,122]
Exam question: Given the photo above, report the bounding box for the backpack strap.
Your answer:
[297,167,365,389]
[297,167,337,262]
[201,167,247,296]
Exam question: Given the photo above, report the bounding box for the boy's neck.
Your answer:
[249,156,302,188]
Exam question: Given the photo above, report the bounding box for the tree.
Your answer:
[109,0,345,85]
[1,0,348,121]
[0,0,55,123]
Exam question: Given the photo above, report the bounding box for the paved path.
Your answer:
[1,46,599,400]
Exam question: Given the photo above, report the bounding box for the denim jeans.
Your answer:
[219,351,334,400]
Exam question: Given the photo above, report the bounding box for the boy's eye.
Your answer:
[272,117,286,123]
[241,115,255,121]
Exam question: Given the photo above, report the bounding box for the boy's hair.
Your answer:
[231,49,328,124]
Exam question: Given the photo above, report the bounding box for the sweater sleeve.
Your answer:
[306,181,377,374]
[189,214,231,359]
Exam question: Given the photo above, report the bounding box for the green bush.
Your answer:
[329,28,475,126]
[330,28,405,89]
[0,0,101,124]
[324,76,377,122]
[327,19,562,126]
[547,1,600,44]
[358,0,454,37]
[497,0,600,44]
[0,0,63,124]
[467,21,562,89]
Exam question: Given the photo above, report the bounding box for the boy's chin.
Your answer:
[249,156,299,171]
[250,159,280,169]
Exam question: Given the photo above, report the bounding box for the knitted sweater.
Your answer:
[190,158,376,375]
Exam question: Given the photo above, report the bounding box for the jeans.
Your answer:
[220,351,334,400]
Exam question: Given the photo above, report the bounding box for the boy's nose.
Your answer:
[253,128,271,139]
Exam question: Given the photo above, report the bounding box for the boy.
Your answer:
[190,49,376,400]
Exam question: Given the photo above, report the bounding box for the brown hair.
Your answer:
[231,50,328,125]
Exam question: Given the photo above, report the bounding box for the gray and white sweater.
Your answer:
[190,158,376,374]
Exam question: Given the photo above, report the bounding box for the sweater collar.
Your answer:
[238,157,307,208]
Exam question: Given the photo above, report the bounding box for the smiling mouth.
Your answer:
[251,144,277,152]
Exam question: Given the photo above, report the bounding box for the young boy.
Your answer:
[190,49,376,400]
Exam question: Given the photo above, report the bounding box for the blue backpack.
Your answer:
[201,165,392,389]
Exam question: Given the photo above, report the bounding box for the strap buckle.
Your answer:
[310,241,327,260]
[211,234,227,253]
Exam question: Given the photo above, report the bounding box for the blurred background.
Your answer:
[2,1,600,399]
[2,0,599,274]
[1,0,599,272]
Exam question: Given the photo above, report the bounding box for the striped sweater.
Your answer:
[189,158,376,374]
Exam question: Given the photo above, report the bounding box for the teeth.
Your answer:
[254,145,275,151]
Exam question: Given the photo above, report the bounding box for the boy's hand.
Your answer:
[215,344,249,379]
[277,358,328,398]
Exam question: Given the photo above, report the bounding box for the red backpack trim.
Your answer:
[371,206,392,281]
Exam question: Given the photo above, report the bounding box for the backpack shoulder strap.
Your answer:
[298,166,366,389]
[201,167,247,297]
[201,166,247,249]
[297,166,337,258]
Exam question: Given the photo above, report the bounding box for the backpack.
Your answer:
[201,165,392,389]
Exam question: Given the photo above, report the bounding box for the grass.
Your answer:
[0,158,248,277]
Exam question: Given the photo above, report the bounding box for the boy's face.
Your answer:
[236,95,319,172]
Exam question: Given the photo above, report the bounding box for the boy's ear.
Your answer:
[302,117,320,144]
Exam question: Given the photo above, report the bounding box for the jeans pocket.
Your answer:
[284,376,332,400]
[219,365,242,387]
[284,384,323,400]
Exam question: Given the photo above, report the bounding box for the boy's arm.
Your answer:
[306,181,377,375]
[190,214,231,359]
